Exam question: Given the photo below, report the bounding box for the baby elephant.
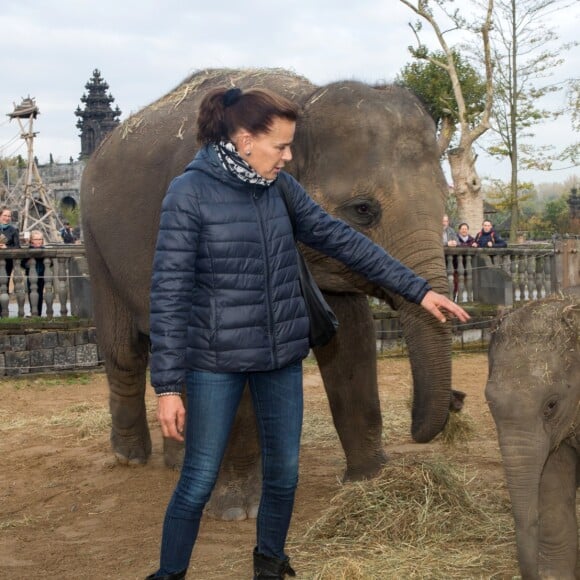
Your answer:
[485,295,580,580]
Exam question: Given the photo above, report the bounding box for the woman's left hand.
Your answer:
[420,290,470,323]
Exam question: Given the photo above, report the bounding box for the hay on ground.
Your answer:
[290,457,515,579]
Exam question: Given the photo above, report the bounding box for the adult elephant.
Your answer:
[486,295,580,579]
[81,68,453,520]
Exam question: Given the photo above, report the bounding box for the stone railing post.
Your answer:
[444,244,560,305]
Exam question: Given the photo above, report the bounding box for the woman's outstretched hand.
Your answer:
[420,290,470,323]
[157,394,186,442]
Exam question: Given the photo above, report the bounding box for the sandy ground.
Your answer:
[0,353,512,579]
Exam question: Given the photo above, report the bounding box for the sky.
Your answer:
[0,0,578,189]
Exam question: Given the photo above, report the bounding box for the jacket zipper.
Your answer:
[252,188,279,366]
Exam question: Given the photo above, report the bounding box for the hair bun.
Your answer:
[222,88,242,107]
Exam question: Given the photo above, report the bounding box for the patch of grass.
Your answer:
[2,371,103,391]
[0,513,37,530]
[0,402,110,439]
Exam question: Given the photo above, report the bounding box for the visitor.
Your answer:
[457,223,475,246]
[145,86,470,580]
[472,220,507,248]
[0,206,20,317]
[442,214,458,247]
[60,221,77,244]
[22,229,47,316]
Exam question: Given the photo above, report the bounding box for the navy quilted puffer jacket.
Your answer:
[150,145,431,394]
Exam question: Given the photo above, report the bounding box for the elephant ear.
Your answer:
[488,306,514,354]
[562,301,580,340]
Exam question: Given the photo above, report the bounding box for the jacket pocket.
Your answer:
[209,296,217,349]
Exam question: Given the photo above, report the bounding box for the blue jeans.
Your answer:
[156,362,303,575]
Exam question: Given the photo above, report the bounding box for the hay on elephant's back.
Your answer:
[292,457,514,579]
[120,67,312,138]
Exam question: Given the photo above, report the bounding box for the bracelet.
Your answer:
[156,392,181,398]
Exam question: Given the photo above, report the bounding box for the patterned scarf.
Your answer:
[213,141,274,187]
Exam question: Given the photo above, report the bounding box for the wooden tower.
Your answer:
[5,97,62,242]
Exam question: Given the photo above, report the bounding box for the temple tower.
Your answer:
[75,69,121,159]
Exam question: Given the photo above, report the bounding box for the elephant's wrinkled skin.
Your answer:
[485,295,580,579]
[81,68,453,520]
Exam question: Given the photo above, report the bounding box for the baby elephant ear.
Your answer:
[562,302,580,338]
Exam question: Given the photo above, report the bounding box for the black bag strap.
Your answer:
[278,176,297,239]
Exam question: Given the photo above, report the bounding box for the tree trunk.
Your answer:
[447,146,483,230]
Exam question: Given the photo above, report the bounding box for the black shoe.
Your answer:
[144,570,186,580]
[253,548,296,579]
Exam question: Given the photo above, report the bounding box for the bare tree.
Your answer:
[400,0,494,229]
[487,0,577,241]
[560,77,580,169]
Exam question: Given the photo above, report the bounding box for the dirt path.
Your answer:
[0,353,506,579]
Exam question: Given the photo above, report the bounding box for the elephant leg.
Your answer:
[205,386,262,521]
[314,293,387,481]
[86,239,151,465]
[537,444,578,579]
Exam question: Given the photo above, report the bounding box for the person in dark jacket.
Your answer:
[457,223,475,247]
[145,87,470,580]
[472,220,507,248]
[59,221,77,244]
[0,206,20,317]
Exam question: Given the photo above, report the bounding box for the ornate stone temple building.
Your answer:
[74,69,121,159]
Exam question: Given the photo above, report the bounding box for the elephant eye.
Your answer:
[335,197,382,230]
[543,398,559,419]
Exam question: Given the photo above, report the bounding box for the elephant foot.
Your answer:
[163,437,185,470]
[343,450,389,482]
[205,471,261,521]
[111,428,152,465]
[450,389,467,412]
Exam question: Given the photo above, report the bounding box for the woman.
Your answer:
[457,223,475,246]
[0,206,20,317]
[21,229,46,316]
[146,87,469,580]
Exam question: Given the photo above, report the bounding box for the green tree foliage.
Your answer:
[486,178,573,239]
[0,155,21,193]
[397,50,487,138]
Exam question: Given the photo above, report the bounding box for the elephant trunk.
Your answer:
[398,303,453,442]
[495,430,550,580]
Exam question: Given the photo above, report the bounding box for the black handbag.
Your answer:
[279,181,339,348]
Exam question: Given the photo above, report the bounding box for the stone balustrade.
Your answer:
[444,244,558,305]
[0,245,89,319]
[1,240,577,320]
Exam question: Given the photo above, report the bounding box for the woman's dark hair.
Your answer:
[197,87,299,145]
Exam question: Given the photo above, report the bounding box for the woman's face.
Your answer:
[30,234,44,247]
[235,117,296,180]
